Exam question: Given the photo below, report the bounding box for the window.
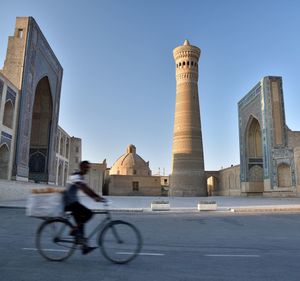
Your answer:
[133,169,136,175]
[132,181,139,191]
[3,101,14,128]
[75,146,79,153]
[18,29,24,38]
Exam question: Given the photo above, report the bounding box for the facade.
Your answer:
[238,76,299,196]
[170,40,206,196]
[0,17,82,187]
[2,17,63,183]
[68,137,82,175]
[55,127,77,186]
[0,73,20,180]
[86,161,107,195]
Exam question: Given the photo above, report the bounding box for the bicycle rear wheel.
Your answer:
[99,220,142,264]
[36,218,76,261]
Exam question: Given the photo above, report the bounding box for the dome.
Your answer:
[109,145,152,176]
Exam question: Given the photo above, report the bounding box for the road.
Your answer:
[1,208,300,281]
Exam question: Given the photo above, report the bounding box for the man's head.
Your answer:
[79,160,90,175]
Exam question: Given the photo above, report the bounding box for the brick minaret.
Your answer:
[170,40,207,196]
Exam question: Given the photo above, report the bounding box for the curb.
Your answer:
[230,206,300,213]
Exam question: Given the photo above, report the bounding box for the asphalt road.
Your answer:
[1,208,300,281]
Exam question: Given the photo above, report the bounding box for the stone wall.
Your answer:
[288,130,300,149]
[214,165,241,196]
[109,175,162,196]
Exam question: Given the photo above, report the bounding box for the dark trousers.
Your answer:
[65,202,93,236]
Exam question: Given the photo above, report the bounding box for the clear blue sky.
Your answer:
[1,0,300,175]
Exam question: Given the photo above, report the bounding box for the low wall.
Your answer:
[0,179,60,201]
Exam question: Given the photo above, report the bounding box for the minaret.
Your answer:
[170,40,207,196]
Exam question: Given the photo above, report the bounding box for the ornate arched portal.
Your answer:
[29,76,53,182]
[246,116,264,191]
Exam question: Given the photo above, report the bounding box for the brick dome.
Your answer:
[109,145,151,176]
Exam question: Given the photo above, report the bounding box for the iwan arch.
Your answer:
[237,76,300,196]
[209,76,300,197]
[0,17,82,189]
[2,17,62,183]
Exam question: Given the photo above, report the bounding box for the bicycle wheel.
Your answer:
[99,220,142,264]
[36,218,76,261]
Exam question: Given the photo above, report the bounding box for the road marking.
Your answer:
[205,254,260,258]
[117,252,165,256]
[22,247,68,252]
[23,248,164,256]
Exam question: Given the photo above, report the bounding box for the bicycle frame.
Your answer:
[40,206,118,245]
[85,210,113,242]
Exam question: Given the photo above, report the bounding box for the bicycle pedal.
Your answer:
[82,246,97,255]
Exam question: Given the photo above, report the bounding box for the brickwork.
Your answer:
[109,175,162,196]
[170,40,206,196]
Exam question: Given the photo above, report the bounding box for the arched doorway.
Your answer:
[246,116,264,192]
[277,163,291,187]
[29,77,53,182]
[207,176,218,196]
[0,144,9,179]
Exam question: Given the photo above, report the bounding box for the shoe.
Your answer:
[82,245,97,255]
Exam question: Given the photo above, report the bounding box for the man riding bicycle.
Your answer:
[64,160,106,254]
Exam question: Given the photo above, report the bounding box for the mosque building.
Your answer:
[106,144,163,196]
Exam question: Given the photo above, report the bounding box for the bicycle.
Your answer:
[35,202,143,264]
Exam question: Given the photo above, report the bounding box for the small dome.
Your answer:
[110,145,151,176]
[183,39,190,46]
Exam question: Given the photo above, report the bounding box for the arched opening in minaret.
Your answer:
[29,76,53,183]
[245,116,264,192]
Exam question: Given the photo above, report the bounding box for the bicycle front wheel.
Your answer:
[99,220,142,264]
[36,218,76,261]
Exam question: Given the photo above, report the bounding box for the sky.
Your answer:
[0,0,300,175]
